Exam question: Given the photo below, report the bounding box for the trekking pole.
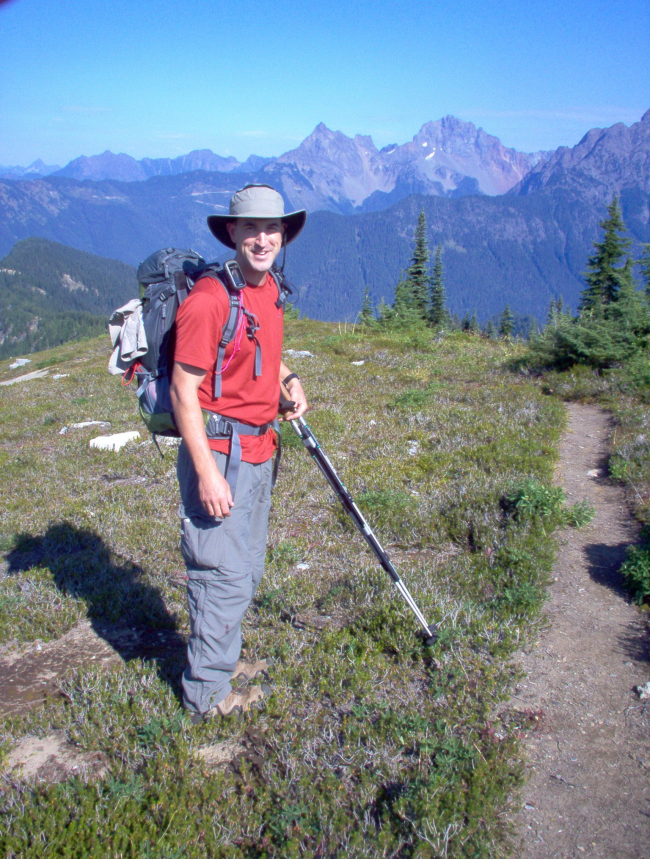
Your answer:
[288,415,438,646]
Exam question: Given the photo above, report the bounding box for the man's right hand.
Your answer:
[198,470,234,519]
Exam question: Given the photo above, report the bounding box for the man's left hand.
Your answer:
[283,377,308,420]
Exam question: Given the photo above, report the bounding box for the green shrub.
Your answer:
[621,539,650,604]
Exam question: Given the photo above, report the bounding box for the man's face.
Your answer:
[226,218,285,284]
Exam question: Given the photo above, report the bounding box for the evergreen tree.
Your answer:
[485,319,495,340]
[469,310,479,334]
[390,275,424,328]
[461,313,471,331]
[429,245,448,328]
[397,209,430,321]
[359,285,374,325]
[499,304,514,338]
[580,197,633,312]
[525,204,650,371]
[638,243,650,301]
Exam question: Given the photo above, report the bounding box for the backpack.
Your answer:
[111,246,294,443]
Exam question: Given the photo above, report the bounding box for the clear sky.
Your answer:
[0,0,648,167]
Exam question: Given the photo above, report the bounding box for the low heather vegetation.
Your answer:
[0,323,619,857]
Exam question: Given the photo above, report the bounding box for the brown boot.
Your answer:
[231,658,272,684]
[207,684,270,718]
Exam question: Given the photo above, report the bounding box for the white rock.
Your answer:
[408,441,420,456]
[369,420,377,426]
[636,681,650,699]
[296,563,310,571]
[351,360,365,366]
[587,469,602,478]
[284,349,314,358]
[60,421,110,435]
[9,358,31,369]
[52,374,69,380]
[90,431,141,452]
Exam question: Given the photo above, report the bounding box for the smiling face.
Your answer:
[226,217,286,285]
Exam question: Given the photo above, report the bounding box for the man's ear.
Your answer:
[226,221,237,243]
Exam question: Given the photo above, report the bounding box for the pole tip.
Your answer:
[423,627,439,647]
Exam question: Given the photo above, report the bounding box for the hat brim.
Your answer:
[207,209,307,249]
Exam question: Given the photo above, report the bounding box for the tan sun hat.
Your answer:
[207,184,307,250]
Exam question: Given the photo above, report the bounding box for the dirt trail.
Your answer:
[510,403,650,858]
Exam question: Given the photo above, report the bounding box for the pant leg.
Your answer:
[177,444,272,714]
[249,457,273,598]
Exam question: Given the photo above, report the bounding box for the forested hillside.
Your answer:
[0,238,136,359]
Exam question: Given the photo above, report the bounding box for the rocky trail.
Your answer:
[509,403,650,858]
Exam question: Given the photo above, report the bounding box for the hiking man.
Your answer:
[169,184,308,721]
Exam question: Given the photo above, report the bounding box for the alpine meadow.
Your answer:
[1,8,650,849]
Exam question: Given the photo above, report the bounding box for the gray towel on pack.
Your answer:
[108,299,148,375]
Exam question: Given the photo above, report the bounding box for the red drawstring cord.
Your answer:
[216,293,246,378]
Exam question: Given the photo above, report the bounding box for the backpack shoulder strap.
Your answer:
[199,264,242,399]
[270,267,296,310]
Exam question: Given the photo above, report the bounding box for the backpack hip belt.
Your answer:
[203,411,281,500]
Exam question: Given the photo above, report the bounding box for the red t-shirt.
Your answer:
[173,272,283,462]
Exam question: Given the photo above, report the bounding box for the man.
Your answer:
[170,184,308,721]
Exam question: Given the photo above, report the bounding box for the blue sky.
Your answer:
[0,0,648,166]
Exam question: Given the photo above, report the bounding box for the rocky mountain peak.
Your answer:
[514,109,650,202]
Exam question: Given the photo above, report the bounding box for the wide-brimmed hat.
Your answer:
[207,184,307,249]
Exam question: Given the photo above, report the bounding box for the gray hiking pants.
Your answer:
[176,443,273,715]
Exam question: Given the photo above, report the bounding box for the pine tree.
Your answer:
[429,245,448,328]
[499,304,514,338]
[359,285,374,325]
[580,197,633,313]
[469,310,479,334]
[638,243,650,302]
[398,209,430,321]
[485,319,495,339]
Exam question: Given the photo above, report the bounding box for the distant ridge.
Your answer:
[4,115,550,212]
[0,238,135,359]
[0,159,61,180]
[52,149,273,182]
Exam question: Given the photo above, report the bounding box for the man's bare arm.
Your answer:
[279,361,308,419]
[170,362,234,518]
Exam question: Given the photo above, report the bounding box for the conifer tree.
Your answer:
[398,209,430,321]
[485,319,495,339]
[499,304,514,338]
[638,243,650,301]
[580,197,633,312]
[469,310,479,334]
[359,285,374,325]
[429,245,448,328]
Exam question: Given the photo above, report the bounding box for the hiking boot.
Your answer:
[206,684,271,719]
[231,658,273,684]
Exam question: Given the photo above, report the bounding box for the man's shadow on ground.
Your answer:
[584,541,650,665]
[5,521,187,697]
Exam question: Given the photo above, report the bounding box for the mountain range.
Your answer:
[0,111,648,329]
[1,117,547,209]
